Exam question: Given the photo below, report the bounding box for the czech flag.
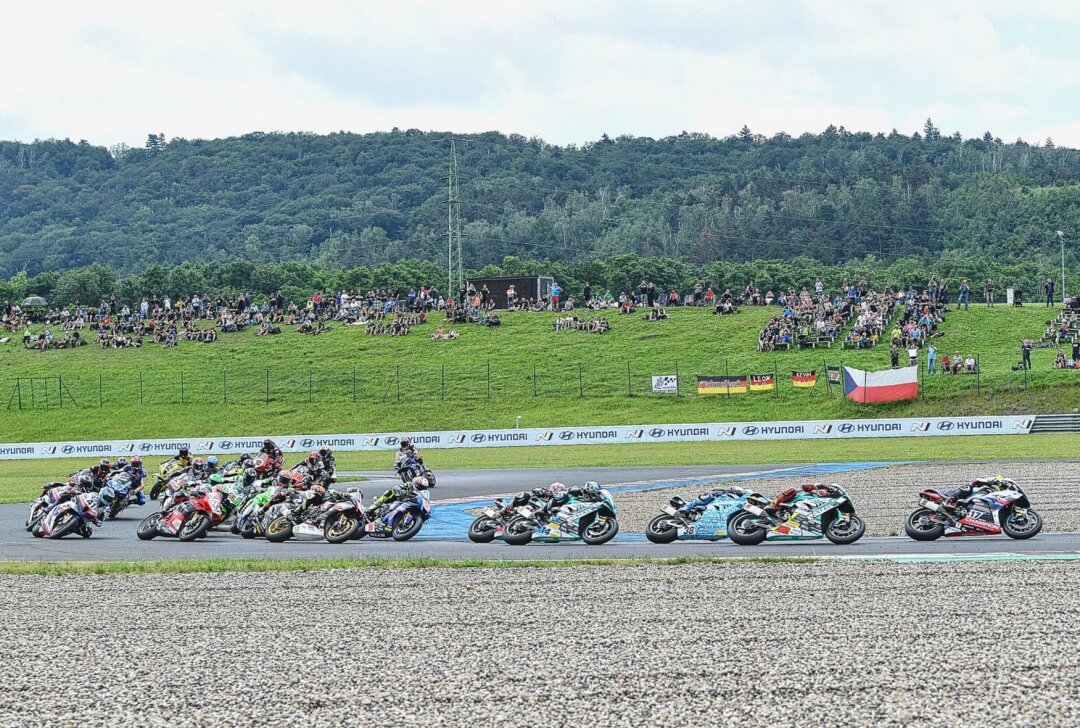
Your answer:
[843,365,918,403]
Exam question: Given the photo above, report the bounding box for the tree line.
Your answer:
[1,123,1080,278]
[2,254,1068,308]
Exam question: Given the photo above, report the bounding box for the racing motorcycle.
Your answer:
[727,484,866,546]
[468,493,536,543]
[502,483,618,546]
[321,488,367,543]
[149,457,188,501]
[33,492,105,539]
[394,453,437,488]
[26,480,88,532]
[363,479,432,541]
[264,489,365,543]
[137,485,227,542]
[904,477,1043,541]
[231,483,288,539]
[101,472,143,520]
[645,486,762,544]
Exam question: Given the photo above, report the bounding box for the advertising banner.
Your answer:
[696,375,747,395]
[651,375,678,394]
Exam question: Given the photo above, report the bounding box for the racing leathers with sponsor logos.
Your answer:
[768,483,842,513]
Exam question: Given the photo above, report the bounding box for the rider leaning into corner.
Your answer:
[396,437,424,466]
[767,483,843,513]
[260,438,284,467]
[367,475,429,518]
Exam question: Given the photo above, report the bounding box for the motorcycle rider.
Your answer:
[767,483,842,515]
[112,456,149,506]
[943,478,1004,509]
[206,456,220,474]
[318,446,336,477]
[261,439,284,467]
[89,459,112,489]
[366,476,428,518]
[112,457,129,472]
[189,457,210,481]
[175,447,193,468]
[396,437,424,467]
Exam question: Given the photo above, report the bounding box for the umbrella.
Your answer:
[21,296,47,307]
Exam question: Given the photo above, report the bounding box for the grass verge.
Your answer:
[0,555,818,576]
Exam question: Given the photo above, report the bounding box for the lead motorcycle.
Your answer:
[904,477,1043,541]
[645,486,762,544]
[25,475,93,532]
[394,453,437,488]
[469,490,549,543]
[727,483,866,545]
[33,492,107,539]
[502,483,618,546]
[362,478,432,541]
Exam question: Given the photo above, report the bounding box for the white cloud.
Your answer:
[2,0,1080,146]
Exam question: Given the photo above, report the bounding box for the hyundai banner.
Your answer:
[0,416,1038,460]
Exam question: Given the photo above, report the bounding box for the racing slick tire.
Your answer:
[1001,507,1043,540]
[644,514,680,544]
[727,511,768,546]
[579,513,619,545]
[468,516,499,543]
[904,509,945,541]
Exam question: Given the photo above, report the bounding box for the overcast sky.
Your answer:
[4,0,1080,148]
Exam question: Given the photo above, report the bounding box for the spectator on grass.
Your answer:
[908,345,918,367]
[1055,349,1068,369]
[1046,278,1056,308]
[1021,339,1033,370]
[927,343,937,373]
[958,279,970,311]
[984,279,994,307]
[890,345,899,368]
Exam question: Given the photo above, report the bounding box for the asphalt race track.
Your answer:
[5,463,1078,562]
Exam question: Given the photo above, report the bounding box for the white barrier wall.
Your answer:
[0,415,1036,460]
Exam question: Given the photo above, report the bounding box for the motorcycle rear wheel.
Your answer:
[178,512,211,542]
[1002,507,1043,540]
[904,509,945,541]
[502,517,536,546]
[824,514,866,545]
[136,514,160,540]
[645,514,679,544]
[468,516,498,543]
[265,516,294,543]
[727,511,768,546]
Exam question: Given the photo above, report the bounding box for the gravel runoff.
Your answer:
[614,460,1077,535]
[2,560,1080,727]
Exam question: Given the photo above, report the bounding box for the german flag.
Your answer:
[749,373,775,391]
[696,375,747,395]
[792,370,817,388]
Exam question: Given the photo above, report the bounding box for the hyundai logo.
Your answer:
[220,441,233,449]
[62,445,75,454]
[742,426,758,436]
[300,438,315,448]
[471,434,485,443]
[140,443,154,452]
[385,437,399,446]
[937,421,954,431]
[559,431,575,441]
[838,423,855,434]
[649,428,665,438]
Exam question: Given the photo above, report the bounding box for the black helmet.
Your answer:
[318,446,330,457]
[115,457,128,468]
[400,437,411,449]
[99,458,111,468]
[531,487,547,498]
[263,439,275,450]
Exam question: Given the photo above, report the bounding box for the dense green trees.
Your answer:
[2,126,1080,280]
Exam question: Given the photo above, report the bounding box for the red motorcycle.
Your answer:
[137,485,227,542]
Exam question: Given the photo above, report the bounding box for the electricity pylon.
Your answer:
[447,139,464,296]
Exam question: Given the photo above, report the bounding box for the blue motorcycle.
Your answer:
[645,486,762,543]
[101,472,145,520]
[364,483,431,541]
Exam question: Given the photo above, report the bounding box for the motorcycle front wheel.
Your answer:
[391,512,424,542]
[904,509,945,541]
[580,514,618,545]
[727,511,768,546]
[178,512,211,542]
[644,514,679,544]
[468,516,498,543]
[25,503,43,531]
[47,512,81,540]
[1002,507,1043,540]
[501,517,536,546]
[149,479,166,502]
[324,512,362,544]
[824,514,866,545]
[264,516,294,543]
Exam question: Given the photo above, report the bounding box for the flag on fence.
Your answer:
[843,365,919,403]
[697,375,747,395]
[792,370,817,388]
[651,375,678,394]
[749,374,775,392]
[826,366,841,385]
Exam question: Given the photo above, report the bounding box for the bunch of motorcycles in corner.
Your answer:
[468,481,619,545]
[26,437,442,543]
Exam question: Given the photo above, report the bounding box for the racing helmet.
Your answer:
[97,486,116,510]
[548,482,567,497]
[583,480,601,495]
[115,457,128,469]
[263,439,275,450]
[207,456,219,468]
[77,473,95,490]
[179,448,190,459]
[131,456,143,468]
[191,457,207,474]
[400,437,411,449]
[99,458,111,468]
[318,446,331,458]
[276,471,294,487]
[412,476,429,490]
[306,450,320,465]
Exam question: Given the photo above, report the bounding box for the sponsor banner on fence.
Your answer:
[651,375,678,394]
[696,375,747,395]
[0,415,1038,460]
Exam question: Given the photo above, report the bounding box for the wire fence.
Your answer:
[3,353,1073,411]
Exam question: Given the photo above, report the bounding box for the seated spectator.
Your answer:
[1055,349,1068,369]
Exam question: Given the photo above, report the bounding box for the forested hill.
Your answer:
[2,122,1080,277]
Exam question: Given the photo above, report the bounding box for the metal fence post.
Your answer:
[56,375,61,409]
[441,366,445,400]
[180,370,185,404]
[308,369,313,404]
[675,360,680,396]
[773,362,779,398]
[223,369,228,405]
[724,358,730,399]
[352,367,356,403]
[532,363,537,397]
[97,374,102,407]
[578,363,584,398]
[265,369,270,404]
[486,360,491,399]
[627,361,632,396]
[139,371,144,406]
[976,355,981,395]
[395,366,401,403]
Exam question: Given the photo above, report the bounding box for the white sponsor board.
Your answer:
[0,415,1037,460]
[651,375,678,394]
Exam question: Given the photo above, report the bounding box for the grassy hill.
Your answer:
[1,303,1076,442]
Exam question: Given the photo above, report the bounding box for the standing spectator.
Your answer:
[814,277,823,297]
[1072,338,1080,363]
[927,343,937,373]
[1013,284,1023,306]
[890,345,900,368]
[638,280,647,305]
[957,279,970,311]
[693,280,703,305]
[928,276,938,303]
[907,345,918,367]
[1021,339,1033,370]
[480,284,490,308]
[1045,278,1056,308]
[646,281,656,307]
[583,281,592,304]
[938,279,949,307]
[984,278,994,307]
[550,282,561,310]
[506,285,517,308]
